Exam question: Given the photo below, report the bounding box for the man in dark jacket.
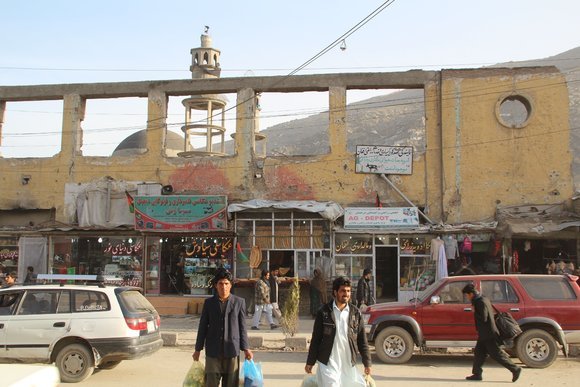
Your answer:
[193,268,253,387]
[305,276,371,385]
[356,268,373,307]
[462,284,521,382]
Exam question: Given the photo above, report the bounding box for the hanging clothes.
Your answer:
[436,244,448,280]
[431,237,444,261]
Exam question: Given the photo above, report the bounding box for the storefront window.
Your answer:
[234,212,332,279]
[0,237,19,279]
[50,236,143,287]
[399,236,435,294]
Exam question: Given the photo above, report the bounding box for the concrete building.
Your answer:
[1,35,578,313]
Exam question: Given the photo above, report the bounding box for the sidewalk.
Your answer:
[159,314,315,350]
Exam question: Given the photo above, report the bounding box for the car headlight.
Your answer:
[362,313,370,325]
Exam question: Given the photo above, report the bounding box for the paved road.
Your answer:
[66,347,580,386]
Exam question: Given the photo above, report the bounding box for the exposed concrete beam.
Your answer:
[0,71,437,101]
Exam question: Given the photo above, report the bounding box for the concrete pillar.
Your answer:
[0,101,5,156]
[235,88,257,157]
[60,94,85,159]
[328,86,347,155]
[147,89,167,156]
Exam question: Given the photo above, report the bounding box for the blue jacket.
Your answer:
[195,294,249,358]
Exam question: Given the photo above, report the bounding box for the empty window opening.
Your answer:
[346,88,426,154]
[167,94,236,157]
[1,100,63,158]
[82,97,148,156]
[257,91,330,156]
[496,94,532,129]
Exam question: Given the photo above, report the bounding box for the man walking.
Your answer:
[462,283,522,382]
[269,265,282,322]
[305,276,371,386]
[251,269,278,330]
[193,268,253,387]
[356,268,373,308]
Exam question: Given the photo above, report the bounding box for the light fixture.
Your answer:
[159,238,163,243]
[340,39,347,51]
[128,238,133,244]
[98,237,103,243]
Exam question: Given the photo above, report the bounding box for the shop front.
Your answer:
[229,200,339,315]
[0,236,19,282]
[496,203,580,277]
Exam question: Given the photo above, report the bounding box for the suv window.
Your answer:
[0,292,22,315]
[73,290,111,312]
[17,290,61,315]
[438,281,470,304]
[520,276,577,300]
[481,280,519,303]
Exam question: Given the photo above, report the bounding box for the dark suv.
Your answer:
[363,274,580,368]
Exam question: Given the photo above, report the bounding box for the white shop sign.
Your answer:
[355,145,413,174]
[344,207,419,229]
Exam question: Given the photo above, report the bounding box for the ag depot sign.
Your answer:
[344,207,419,229]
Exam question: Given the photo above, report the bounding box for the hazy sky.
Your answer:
[1,0,579,157]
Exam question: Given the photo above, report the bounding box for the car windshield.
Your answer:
[118,290,157,314]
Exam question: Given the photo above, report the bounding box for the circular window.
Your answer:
[496,94,533,129]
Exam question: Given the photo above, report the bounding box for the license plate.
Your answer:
[147,320,156,333]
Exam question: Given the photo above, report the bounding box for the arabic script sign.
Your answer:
[355,145,413,174]
[134,195,227,231]
[344,207,419,229]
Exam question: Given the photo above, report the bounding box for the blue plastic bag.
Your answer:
[242,359,263,387]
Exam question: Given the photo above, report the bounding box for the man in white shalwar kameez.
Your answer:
[305,276,371,386]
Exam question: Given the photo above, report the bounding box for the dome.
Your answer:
[112,130,184,157]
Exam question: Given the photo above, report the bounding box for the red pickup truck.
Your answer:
[362,274,580,368]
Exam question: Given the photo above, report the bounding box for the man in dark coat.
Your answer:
[193,269,253,387]
[356,268,373,307]
[462,284,521,382]
[305,276,371,384]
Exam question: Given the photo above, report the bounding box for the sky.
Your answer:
[1,0,579,157]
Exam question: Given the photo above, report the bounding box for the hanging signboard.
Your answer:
[344,207,419,229]
[134,195,227,231]
[355,145,413,174]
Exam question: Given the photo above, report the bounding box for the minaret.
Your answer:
[179,28,227,156]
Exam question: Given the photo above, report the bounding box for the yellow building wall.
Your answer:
[0,67,572,227]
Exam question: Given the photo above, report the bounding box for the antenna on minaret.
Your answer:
[204,25,210,34]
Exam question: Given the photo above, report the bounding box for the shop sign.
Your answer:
[134,195,227,231]
[335,237,373,254]
[344,207,419,229]
[355,145,413,174]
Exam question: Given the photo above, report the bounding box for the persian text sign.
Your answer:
[134,195,227,231]
[355,145,413,174]
[344,207,419,229]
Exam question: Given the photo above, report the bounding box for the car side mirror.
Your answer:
[430,295,441,305]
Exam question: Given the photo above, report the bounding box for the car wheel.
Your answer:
[375,326,414,364]
[55,343,95,383]
[515,329,558,368]
[98,360,122,370]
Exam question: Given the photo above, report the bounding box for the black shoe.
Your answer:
[270,324,279,329]
[512,367,521,382]
[251,326,259,330]
[465,374,482,381]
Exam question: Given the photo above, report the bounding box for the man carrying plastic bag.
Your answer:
[192,268,253,387]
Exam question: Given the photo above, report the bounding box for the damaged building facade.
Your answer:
[1,35,578,311]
